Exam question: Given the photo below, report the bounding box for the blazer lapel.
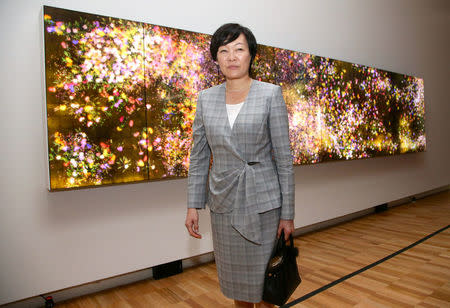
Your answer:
[228,80,256,135]
[217,84,232,134]
[214,80,258,159]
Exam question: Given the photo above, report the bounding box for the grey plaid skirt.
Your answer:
[210,208,281,303]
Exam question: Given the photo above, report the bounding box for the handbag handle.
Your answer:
[278,230,295,248]
[275,231,295,256]
[268,231,297,268]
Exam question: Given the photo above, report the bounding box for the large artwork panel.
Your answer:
[142,24,217,180]
[274,49,322,164]
[308,58,426,162]
[44,7,149,189]
[43,6,426,190]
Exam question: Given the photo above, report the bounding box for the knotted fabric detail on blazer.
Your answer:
[231,160,272,244]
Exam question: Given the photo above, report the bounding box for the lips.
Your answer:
[227,65,239,69]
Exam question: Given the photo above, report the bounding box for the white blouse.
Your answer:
[226,102,244,129]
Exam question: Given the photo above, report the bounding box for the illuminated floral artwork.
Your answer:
[44,6,425,190]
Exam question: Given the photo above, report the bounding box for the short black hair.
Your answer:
[210,23,257,75]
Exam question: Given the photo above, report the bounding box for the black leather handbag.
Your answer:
[262,231,301,306]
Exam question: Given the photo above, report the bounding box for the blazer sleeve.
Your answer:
[269,86,295,220]
[187,91,211,209]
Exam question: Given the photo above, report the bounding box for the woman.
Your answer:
[185,23,295,308]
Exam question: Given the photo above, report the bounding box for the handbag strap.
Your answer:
[278,231,295,248]
[269,231,297,260]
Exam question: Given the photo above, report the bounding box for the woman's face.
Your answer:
[216,33,251,80]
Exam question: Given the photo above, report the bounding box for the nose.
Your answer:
[227,50,237,61]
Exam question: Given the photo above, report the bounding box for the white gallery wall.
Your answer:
[0,0,448,305]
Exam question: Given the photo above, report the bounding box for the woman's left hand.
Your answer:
[277,219,294,240]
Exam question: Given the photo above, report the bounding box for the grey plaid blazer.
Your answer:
[187,80,294,244]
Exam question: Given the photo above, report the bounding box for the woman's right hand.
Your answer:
[185,208,202,239]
